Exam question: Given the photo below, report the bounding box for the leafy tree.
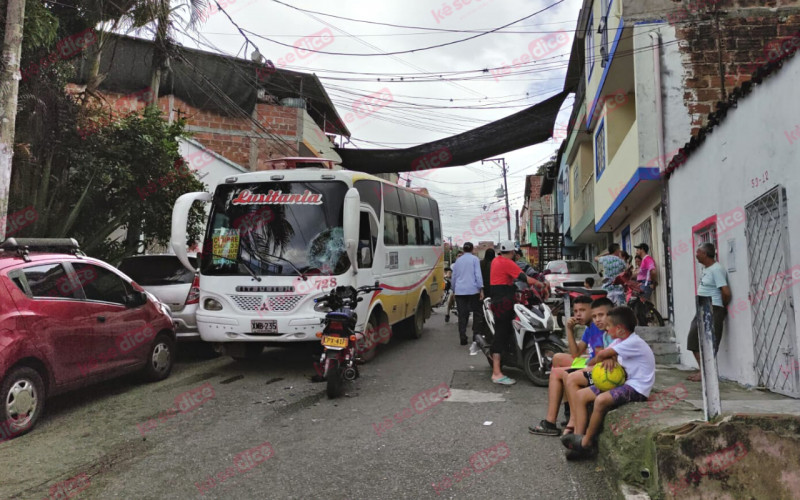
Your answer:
[8,0,206,262]
[536,151,559,176]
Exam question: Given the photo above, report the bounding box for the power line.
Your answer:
[267,0,569,35]
[242,1,566,57]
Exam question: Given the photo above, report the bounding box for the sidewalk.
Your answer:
[596,366,800,499]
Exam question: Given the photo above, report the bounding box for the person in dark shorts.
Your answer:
[686,243,730,382]
[528,297,611,436]
[561,306,655,456]
[489,240,546,385]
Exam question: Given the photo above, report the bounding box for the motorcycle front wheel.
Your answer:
[643,302,665,327]
[523,342,564,387]
[326,358,343,399]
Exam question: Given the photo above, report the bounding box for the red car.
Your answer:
[0,238,176,441]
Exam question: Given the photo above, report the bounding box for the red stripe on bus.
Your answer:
[379,267,436,291]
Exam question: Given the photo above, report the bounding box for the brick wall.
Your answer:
[77,86,304,170]
[674,1,800,135]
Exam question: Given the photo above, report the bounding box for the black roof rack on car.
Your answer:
[1,238,84,262]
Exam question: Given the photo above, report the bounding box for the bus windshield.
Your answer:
[200,181,351,277]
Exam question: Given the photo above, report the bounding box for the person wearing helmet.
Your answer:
[489,240,547,385]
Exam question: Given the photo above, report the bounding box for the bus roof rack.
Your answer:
[1,238,83,262]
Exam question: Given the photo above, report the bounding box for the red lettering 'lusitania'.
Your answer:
[231,189,323,205]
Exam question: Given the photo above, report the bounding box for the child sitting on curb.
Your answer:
[529,297,613,436]
[561,306,655,456]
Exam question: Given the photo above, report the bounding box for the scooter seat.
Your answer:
[557,286,608,297]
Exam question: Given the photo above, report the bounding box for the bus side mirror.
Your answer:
[171,191,212,272]
[343,188,360,275]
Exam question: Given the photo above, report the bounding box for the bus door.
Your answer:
[357,207,380,305]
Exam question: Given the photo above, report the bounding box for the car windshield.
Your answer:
[200,181,351,277]
[547,261,597,274]
[119,256,197,286]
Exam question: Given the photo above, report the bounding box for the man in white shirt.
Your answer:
[687,243,731,382]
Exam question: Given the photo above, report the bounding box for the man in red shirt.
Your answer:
[489,241,547,385]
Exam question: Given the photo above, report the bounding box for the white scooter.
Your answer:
[478,282,565,386]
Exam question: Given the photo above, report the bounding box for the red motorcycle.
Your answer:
[612,275,665,327]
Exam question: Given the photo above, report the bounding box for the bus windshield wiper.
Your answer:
[207,252,262,283]
[260,252,308,281]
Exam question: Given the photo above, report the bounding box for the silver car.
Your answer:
[118,254,200,340]
[544,260,602,290]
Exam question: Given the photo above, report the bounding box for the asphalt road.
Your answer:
[2,310,613,500]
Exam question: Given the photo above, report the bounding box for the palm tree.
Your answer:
[109,0,208,252]
[80,0,208,101]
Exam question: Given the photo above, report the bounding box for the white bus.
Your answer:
[171,158,444,360]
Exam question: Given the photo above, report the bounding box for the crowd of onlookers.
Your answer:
[442,239,732,458]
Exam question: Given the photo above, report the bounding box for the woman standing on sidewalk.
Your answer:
[480,248,495,298]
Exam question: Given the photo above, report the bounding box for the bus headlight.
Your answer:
[204,298,223,311]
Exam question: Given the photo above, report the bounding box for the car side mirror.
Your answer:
[125,291,148,307]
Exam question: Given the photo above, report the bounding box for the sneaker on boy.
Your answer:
[529,297,614,436]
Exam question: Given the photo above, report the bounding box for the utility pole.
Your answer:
[0,0,25,240]
[482,158,511,240]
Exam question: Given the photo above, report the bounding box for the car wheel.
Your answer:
[141,334,175,382]
[1,366,45,439]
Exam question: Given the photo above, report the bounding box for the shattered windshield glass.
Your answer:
[200,181,351,276]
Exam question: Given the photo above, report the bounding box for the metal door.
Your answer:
[745,186,799,398]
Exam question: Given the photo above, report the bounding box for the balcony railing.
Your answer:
[582,175,594,212]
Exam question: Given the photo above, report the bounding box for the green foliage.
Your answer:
[10,1,206,263]
[536,151,559,176]
[21,0,60,50]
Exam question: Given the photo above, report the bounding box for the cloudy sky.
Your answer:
[173,0,582,244]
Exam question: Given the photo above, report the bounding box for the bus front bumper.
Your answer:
[196,313,326,343]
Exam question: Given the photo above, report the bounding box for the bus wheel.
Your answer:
[402,300,426,339]
[358,315,379,362]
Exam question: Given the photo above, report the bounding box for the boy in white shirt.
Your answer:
[561,306,655,455]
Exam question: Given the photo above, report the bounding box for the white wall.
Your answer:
[634,23,692,170]
[180,139,249,217]
[668,55,800,386]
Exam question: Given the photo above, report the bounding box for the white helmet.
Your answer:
[498,240,516,253]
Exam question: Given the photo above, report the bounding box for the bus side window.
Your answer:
[384,212,402,246]
[358,211,378,268]
[421,219,433,245]
[405,216,419,246]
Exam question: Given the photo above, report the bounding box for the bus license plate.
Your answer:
[251,320,277,334]
[322,336,348,348]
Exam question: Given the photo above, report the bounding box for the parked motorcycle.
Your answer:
[437,273,456,319]
[314,283,383,398]
[477,281,565,387]
[613,275,665,327]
